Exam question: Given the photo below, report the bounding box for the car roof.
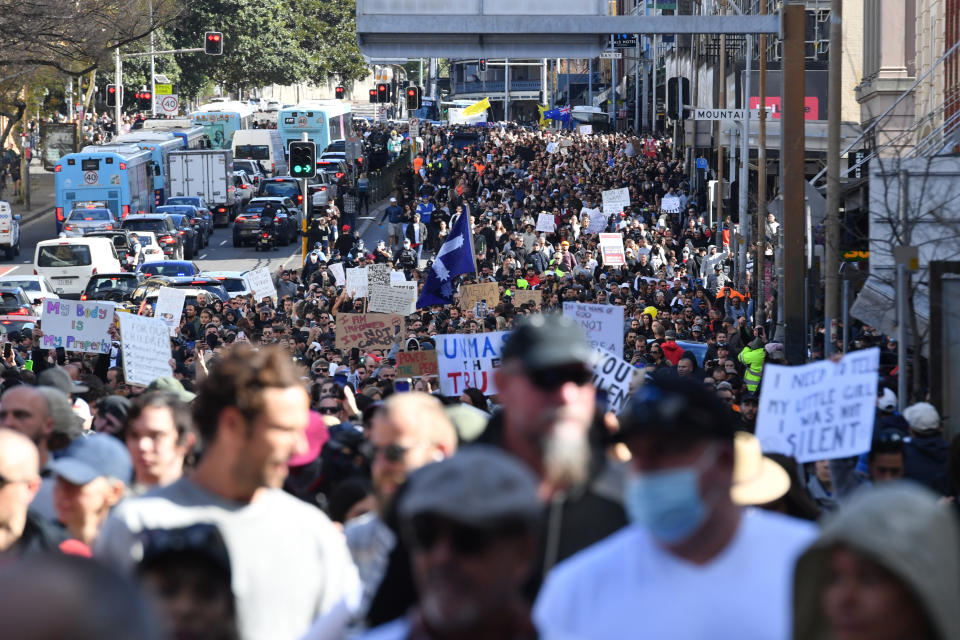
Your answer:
[37,237,116,246]
[248,197,290,204]
[0,287,26,295]
[89,272,139,279]
[146,276,222,284]
[122,214,171,221]
[199,270,249,278]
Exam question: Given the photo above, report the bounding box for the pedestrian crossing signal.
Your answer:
[335,86,345,100]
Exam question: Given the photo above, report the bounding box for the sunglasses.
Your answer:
[317,405,340,415]
[406,515,501,557]
[363,442,409,463]
[526,364,593,391]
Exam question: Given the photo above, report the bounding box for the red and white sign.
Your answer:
[599,233,626,266]
[156,95,179,115]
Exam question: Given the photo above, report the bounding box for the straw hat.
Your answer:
[731,431,791,506]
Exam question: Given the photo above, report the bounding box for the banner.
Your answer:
[592,351,636,413]
[462,97,491,117]
[329,262,345,286]
[397,350,439,378]
[118,313,173,387]
[511,289,542,307]
[335,313,403,352]
[246,267,277,303]
[436,331,510,396]
[345,267,369,298]
[578,124,593,134]
[459,281,500,311]
[563,302,625,360]
[368,284,416,315]
[536,213,556,233]
[755,348,880,463]
[601,187,630,214]
[599,233,626,266]
[40,299,114,353]
[155,288,187,337]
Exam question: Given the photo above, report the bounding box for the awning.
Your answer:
[850,275,929,357]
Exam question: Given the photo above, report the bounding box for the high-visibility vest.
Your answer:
[739,345,765,392]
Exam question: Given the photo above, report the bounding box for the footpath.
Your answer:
[8,163,55,225]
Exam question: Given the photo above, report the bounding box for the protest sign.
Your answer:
[368,284,416,315]
[246,267,277,303]
[40,299,114,354]
[578,124,593,134]
[459,282,500,311]
[155,288,187,336]
[390,270,407,284]
[536,213,556,233]
[345,267,368,298]
[436,331,510,396]
[118,313,173,387]
[592,351,637,413]
[755,348,880,463]
[601,187,631,214]
[397,350,439,378]
[563,302,624,359]
[329,262,345,286]
[660,194,682,214]
[367,264,391,288]
[546,142,558,154]
[511,289,542,307]
[392,281,418,314]
[587,212,609,233]
[335,313,403,352]
[599,233,626,266]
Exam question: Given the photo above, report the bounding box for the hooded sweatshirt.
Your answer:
[793,482,960,640]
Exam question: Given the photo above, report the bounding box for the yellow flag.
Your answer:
[462,97,491,117]
[538,104,549,126]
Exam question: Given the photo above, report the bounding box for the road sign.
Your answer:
[693,108,746,120]
[154,73,171,84]
[600,51,622,59]
[154,83,173,95]
[83,171,98,185]
[157,95,179,115]
[409,117,420,138]
[696,157,708,170]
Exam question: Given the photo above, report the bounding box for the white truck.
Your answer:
[0,201,21,260]
[168,150,237,226]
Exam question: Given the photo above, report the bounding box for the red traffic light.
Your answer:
[207,33,221,42]
[407,88,416,97]
[335,86,345,99]
[108,86,116,94]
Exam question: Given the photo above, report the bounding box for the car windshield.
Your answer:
[86,276,137,294]
[0,280,40,292]
[0,292,27,310]
[122,219,168,234]
[171,282,227,299]
[67,209,112,221]
[140,263,196,277]
[235,144,269,160]
[217,277,247,293]
[260,181,298,199]
[166,198,199,207]
[38,245,92,267]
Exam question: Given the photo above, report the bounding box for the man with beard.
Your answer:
[360,447,540,640]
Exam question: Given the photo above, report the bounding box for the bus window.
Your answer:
[235,144,270,160]
[38,245,92,267]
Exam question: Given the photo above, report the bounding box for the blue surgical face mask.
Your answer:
[624,445,718,545]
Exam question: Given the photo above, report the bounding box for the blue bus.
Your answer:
[191,101,255,149]
[277,102,353,155]
[55,147,153,233]
[101,133,184,206]
[141,120,210,149]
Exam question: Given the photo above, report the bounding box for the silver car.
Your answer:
[61,207,119,237]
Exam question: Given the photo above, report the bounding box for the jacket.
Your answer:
[793,482,960,640]
[660,339,685,365]
[738,343,765,392]
[904,435,951,495]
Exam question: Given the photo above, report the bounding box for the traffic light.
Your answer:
[135,91,152,110]
[288,141,316,179]
[335,86,345,100]
[106,84,117,107]
[667,77,691,120]
[369,88,378,103]
[406,86,421,111]
[478,58,487,72]
[377,83,389,103]
[205,31,223,55]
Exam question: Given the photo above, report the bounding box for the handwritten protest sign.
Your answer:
[345,267,368,298]
[335,313,403,352]
[592,351,637,413]
[587,212,609,233]
[246,267,277,303]
[368,284,416,315]
[118,313,172,387]
[511,289,542,307]
[459,282,500,311]
[367,264,391,288]
[601,187,630,214]
[536,213,556,233]
[599,233,626,266]
[390,270,407,285]
[40,299,114,353]
[392,281,418,314]
[397,350,439,378]
[436,331,509,396]
[755,348,880,463]
[155,288,187,336]
[563,302,624,359]
[660,194,682,214]
[329,262,345,286]
[578,124,593,134]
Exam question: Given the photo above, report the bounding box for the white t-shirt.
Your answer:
[534,509,817,640]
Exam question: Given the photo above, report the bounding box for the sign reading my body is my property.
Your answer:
[755,348,880,463]
[41,299,114,353]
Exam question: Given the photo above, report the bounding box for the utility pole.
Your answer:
[738,34,752,290]
[756,0,768,326]
[149,0,156,116]
[716,15,725,234]
[824,0,843,356]
[114,46,122,128]
[609,35,616,129]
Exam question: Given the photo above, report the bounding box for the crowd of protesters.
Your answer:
[0,118,955,640]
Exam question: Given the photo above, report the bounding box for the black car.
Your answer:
[129,276,230,308]
[257,177,304,209]
[80,273,143,302]
[166,214,201,259]
[119,215,185,260]
[158,204,210,248]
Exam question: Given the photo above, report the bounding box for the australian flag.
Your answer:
[544,106,572,123]
[417,207,476,308]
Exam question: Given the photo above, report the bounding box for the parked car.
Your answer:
[61,206,119,237]
[0,286,39,333]
[0,276,59,315]
[234,197,299,247]
[120,215,185,260]
[80,273,143,303]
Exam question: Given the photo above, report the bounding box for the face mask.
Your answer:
[623,445,718,544]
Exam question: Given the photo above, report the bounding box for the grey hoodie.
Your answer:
[793,482,960,640]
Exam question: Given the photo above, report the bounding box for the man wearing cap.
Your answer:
[49,432,131,547]
[359,447,541,640]
[535,378,816,639]
[380,197,403,249]
[902,402,950,495]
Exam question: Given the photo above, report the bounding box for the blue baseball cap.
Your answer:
[48,433,132,485]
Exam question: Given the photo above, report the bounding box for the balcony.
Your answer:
[452,80,543,96]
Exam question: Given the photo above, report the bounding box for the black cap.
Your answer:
[615,378,735,442]
[501,314,594,371]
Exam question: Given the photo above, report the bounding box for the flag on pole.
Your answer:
[462,97,491,117]
[544,106,572,123]
[417,209,477,308]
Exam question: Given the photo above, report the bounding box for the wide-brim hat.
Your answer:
[731,431,791,506]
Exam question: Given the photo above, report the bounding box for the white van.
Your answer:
[231,129,288,177]
[0,201,21,260]
[34,237,123,297]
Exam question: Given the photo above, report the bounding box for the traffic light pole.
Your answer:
[301,132,309,264]
[114,46,205,124]
[115,47,122,129]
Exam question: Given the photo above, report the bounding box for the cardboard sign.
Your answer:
[536,213,556,233]
[599,233,627,267]
[436,331,510,396]
[367,264,391,288]
[155,288,187,337]
[368,284,416,315]
[246,267,277,303]
[601,187,630,214]
[592,351,637,413]
[335,313,403,352]
[40,299,114,353]
[459,282,500,311]
[118,313,173,387]
[390,270,407,284]
[397,350,439,377]
[755,348,880,463]
[563,302,625,360]
[660,194,682,214]
[511,289,542,307]
[345,267,369,298]
[329,262,345,286]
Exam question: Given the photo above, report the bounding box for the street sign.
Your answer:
[409,117,420,138]
[614,34,638,48]
[693,108,745,120]
[600,51,622,59]
[154,73,171,84]
[156,95,179,115]
[154,83,173,95]
[696,157,708,170]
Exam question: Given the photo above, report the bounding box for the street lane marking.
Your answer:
[219,240,227,246]
[199,254,208,260]
[0,266,17,277]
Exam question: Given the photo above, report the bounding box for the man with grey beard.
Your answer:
[479,314,627,595]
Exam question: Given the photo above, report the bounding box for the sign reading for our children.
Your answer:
[40,299,114,354]
[436,331,509,396]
